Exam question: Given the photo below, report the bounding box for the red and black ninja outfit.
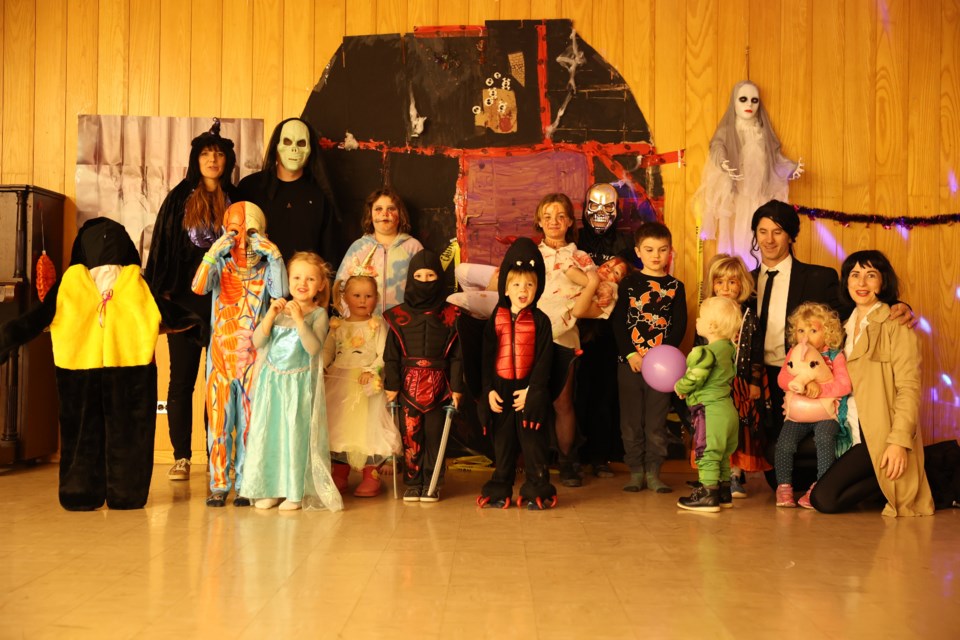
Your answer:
[479,238,556,508]
[383,251,463,491]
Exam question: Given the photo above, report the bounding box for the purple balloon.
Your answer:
[640,345,687,393]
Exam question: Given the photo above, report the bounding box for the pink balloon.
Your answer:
[641,345,687,393]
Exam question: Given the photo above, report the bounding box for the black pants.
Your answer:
[56,365,157,510]
[484,409,555,501]
[166,330,204,461]
[576,323,623,466]
[810,443,884,513]
[399,400,447,488]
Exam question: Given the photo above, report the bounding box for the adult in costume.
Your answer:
[237,117,343,266]
[0,218,198,510]
[144,120,237,480]
[191,201,288,506]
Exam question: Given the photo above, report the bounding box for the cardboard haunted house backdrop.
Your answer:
[303,19,674,269]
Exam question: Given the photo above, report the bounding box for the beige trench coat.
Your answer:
[847,304,934,517]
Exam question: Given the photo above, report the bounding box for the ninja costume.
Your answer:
[383,251,463,491]
[0,218,198,510]
[478,238,556,508]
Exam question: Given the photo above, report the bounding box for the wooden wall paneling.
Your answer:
[283,0,316,118]
[376,0,407,33]
[622,0,655,127]
[97,0,129,116]
[0,0,4,178]
[252,0,283,142]
[778,0,811,245]
[530,0,563,20]
[715,0,748,123]
[34,0,67,193]
[499,0,532,21]
[561,0,592,39]
[841,0,876,255]
[907,0,940,218]
[345,0,376,35]
[406,0,439,30]
[746,0,781,113]
[943,0,960,210]
[591,0,624,75]
[189,0,223,117]
[2,0,36,184]
[467,0,500,26]
[314,0,346,94]
[159,0,192,116]
[808,0,844,270]
[221,0,252,118]
[128,0,160,116]
[683,0,717,296]
[437,0,469,25]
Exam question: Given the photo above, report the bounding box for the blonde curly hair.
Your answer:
[786,302,843,350]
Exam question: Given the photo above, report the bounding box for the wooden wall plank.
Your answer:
[376,0,407,33]
[499,0,532,21]
[34,0,67,193]
[407,0,439,30]
[189,0,223,117]
[778,0,811,245]
[97,0,129,115]
[715,0,747,122]
[252,0,283,141]
[907,0,940,218]
[128,0,160,116]
[283,0,316,117]
[561,0,592,38]
[530,0,562,19]
[622,0,655,124]
[437,0,469,25]
[0,0,4,178]
[943,0,960,211]
[159,0,191,116]
[345,0,376,35]
[591,0,624,74]
[314,0,346,96]
[2,0,36,184]
[222,0,252,118]
[468,0,500,25]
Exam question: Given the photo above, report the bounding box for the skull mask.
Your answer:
[223,201,267,268]
[585,183,618,233]
[276,120,311,173]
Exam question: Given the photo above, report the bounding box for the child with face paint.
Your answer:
[383,251,463,502]
[240,252,342,512]
[191,201,288,507]
[324,273,402,498]
[144,120,237,482]
[773,302,852,509]
[334,188,424,316]
[692,80,803,266]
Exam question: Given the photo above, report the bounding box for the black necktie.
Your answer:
[759,270,779,327]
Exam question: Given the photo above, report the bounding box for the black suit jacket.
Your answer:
[750,257,842,357]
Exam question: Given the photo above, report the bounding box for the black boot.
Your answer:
[718,481,733,509]
[677,484,720,513]
[558,460,582,488]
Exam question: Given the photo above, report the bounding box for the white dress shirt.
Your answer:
[760,254,793,367]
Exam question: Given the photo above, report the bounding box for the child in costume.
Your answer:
[774,302,852,509]
[676,296,742,512]
[702,254,771,496]
[611,222,687,493]
[477,238,557,510]
[0,218,198,510]
[192,201,288,507]
[241,252,342,512]
[383,251,463,503]
[325,272,402,498]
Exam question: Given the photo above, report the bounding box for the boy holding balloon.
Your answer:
[610,222,687,493]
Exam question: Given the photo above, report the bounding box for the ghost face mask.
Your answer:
[276,120,311,173]
[224,202,267,267]
[735,83,760,121]
[585,183,618,233]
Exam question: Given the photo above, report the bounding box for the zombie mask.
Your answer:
[224,201,267,268]
[276,119,311,172]
[735,83,760,121]
[585,183,618,233]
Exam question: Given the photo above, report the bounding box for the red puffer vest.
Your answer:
[494,307,536,380]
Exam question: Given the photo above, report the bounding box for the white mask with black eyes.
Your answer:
[276,120,311,172]
[735,84,760,121]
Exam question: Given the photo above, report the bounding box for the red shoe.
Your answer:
[354,466,382,497]
[332,463,350,494]
[776,484,797,508]
[798,483,816,510]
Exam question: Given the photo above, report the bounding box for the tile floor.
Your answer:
[1,461,958,639]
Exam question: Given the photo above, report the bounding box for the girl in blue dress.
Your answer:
[241,252,343,512]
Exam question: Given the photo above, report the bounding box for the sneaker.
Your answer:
[168,458,191,481]
[205,491,228,507]
[420,488,440,503]
[718,481,733,509]
[593,463,615,479]
[776,484,797,508]
[558,462,582,488]
[677,484,721,513]
[798,483,816,510]
[233,496,251,507]
[730,474,747,498]
[403,487,422,503]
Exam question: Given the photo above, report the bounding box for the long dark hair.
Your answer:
[182,121,236,231]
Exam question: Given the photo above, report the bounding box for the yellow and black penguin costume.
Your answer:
[0,218,198,510]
